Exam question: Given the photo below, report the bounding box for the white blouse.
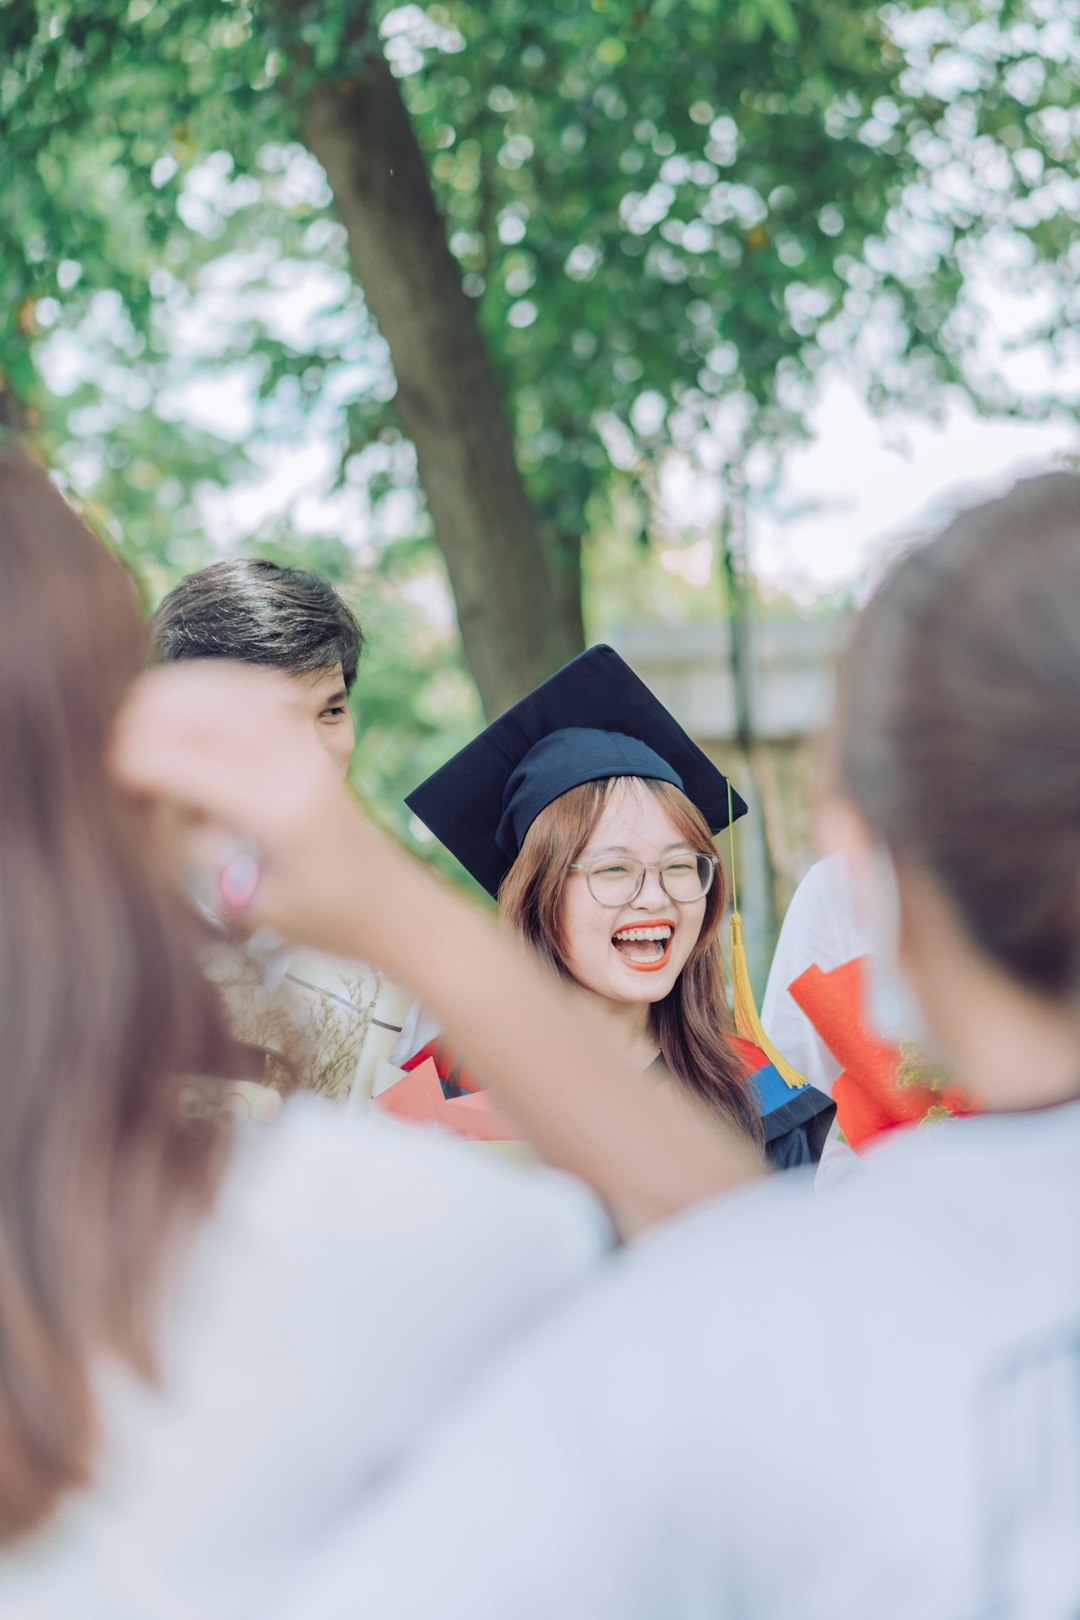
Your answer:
[0,1100,610,1617]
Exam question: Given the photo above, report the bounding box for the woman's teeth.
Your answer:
[611,924,674,966]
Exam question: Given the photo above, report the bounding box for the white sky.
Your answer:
[659,380,1077,600]
[658,263,1080,599]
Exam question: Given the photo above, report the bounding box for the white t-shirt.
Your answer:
[0,1101,609,1617]
[761,851,867,1098]
[273,1102,1080,1619]
[762,853,869,1186]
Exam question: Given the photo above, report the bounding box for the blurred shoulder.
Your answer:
[219,1095,612,1270]
[580,1108,1080,1368]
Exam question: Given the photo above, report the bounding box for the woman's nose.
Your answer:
[632,866,668,908]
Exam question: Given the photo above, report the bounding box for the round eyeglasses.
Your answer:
[568,852,719,908]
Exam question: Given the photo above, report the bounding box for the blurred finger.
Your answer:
[109,662,328,837]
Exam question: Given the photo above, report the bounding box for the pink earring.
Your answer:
[219,843,261,912]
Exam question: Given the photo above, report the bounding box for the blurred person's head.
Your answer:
[149,559,363,778]
[0,448,250,1540]
[831,472,1080,1106]
[499,777,755,1137]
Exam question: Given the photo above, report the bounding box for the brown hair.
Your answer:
[0,449,251,1540]
[835,472,1080,999]
[499,777,761,1141]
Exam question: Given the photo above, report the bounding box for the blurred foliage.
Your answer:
[2,0,1079,841]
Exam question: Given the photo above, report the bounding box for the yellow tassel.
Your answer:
[725,776,807,1091]
[729,909,808,1090]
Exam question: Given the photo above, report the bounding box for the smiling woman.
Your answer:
[503,775,747,1136]
[404,646,836,1169]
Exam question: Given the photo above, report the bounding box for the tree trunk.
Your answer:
[718,472,779,981]
[297,41,583,718]
[542,524,586,652]
[0,377,31,437]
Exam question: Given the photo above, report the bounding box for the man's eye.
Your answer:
[320,706,347,720]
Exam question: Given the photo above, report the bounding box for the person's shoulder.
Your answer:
[606,1108,1080,1351]
[224,1096,611,1270]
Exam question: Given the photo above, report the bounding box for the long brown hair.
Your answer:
[835,473,1080,1001]
[0,449,251,1541]
[499,777,761,1141]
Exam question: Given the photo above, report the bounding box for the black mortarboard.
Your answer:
[406,644,747,897]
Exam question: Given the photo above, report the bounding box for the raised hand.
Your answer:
[109,660,383,954]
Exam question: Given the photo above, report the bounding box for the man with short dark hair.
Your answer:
[150,559,363,778]
[150,558,408,1105]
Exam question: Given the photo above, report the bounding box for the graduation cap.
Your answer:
[406,644,748,899]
